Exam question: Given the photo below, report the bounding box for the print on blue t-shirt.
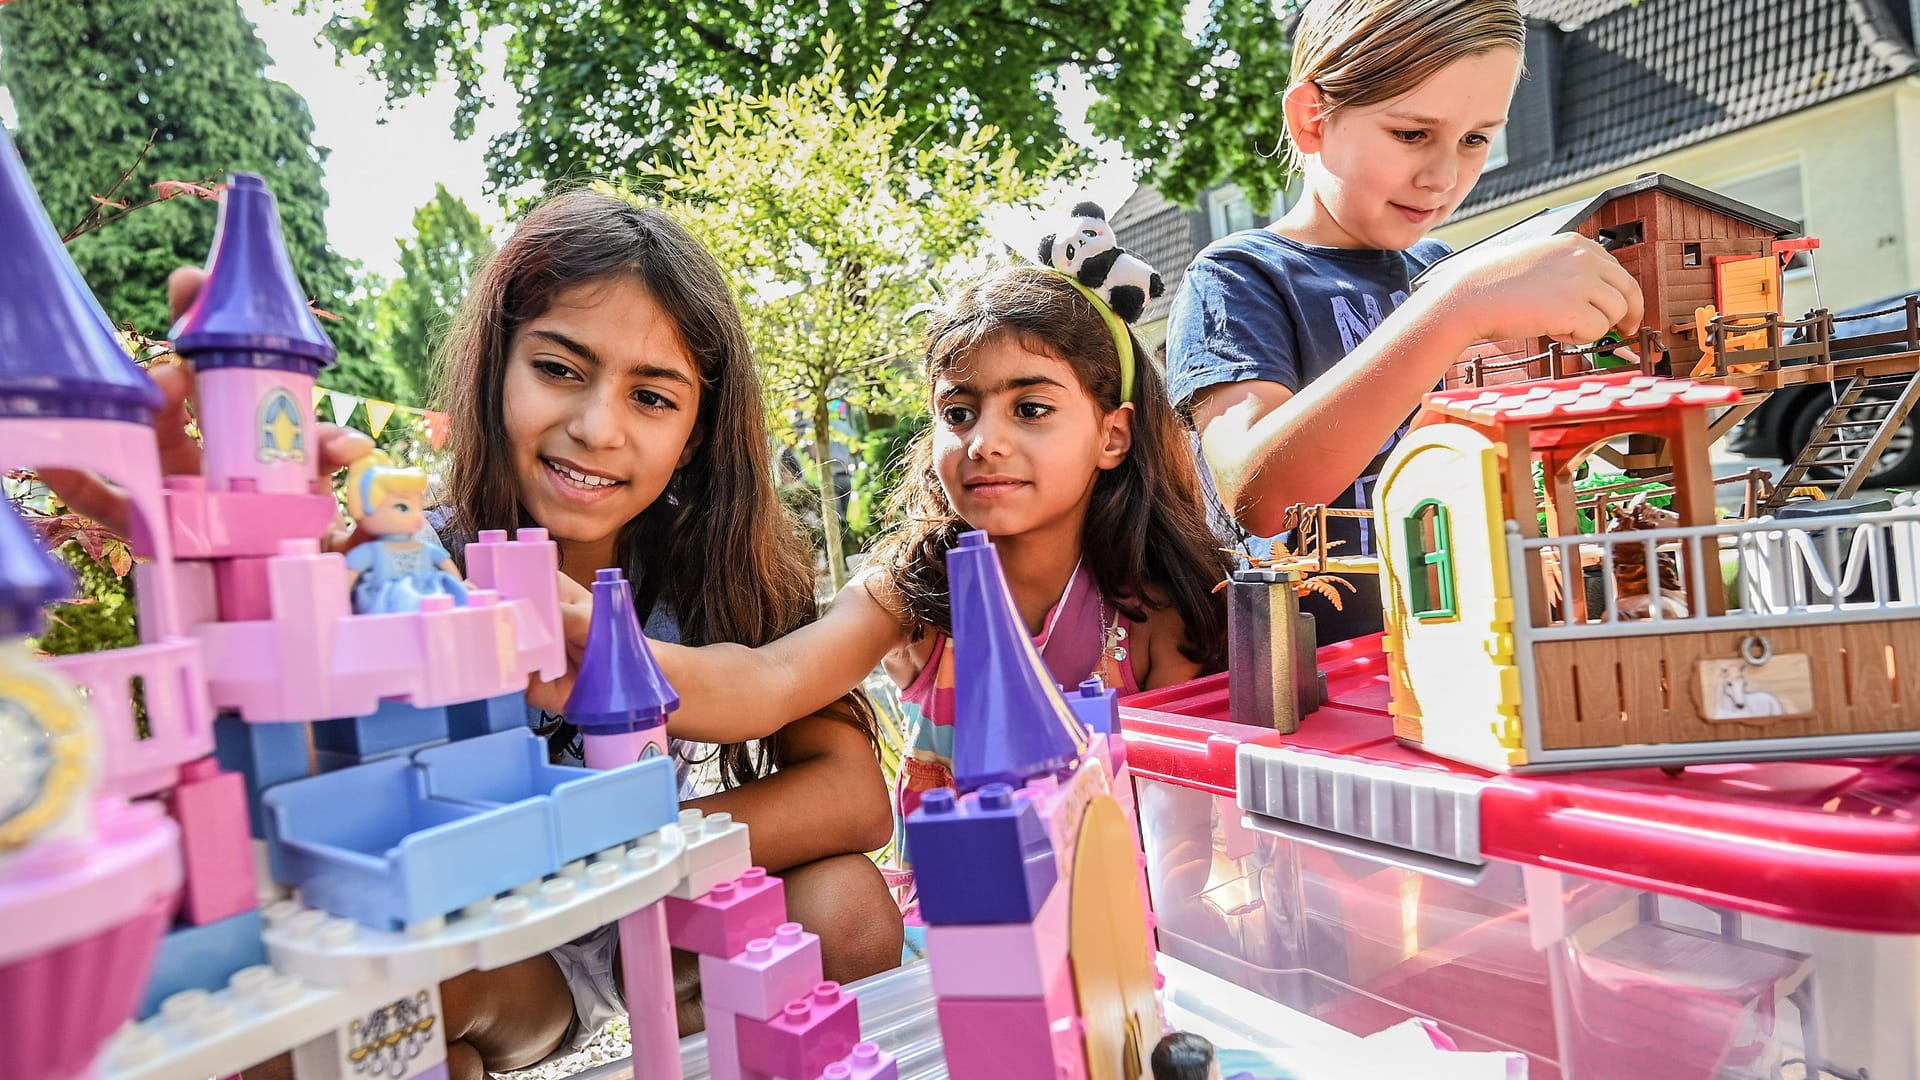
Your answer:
[1167,229,1450,641]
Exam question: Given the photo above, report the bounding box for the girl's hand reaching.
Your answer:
[39,267,376,540]
[1418,232,1645,350]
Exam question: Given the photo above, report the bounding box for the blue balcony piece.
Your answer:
[947,531,1089,794]
[565,568,677,736]
[170,174,336,374]
[414,729,678,864]
[263,754,553,929]
[0,125,164,422]
[0,502,73,637]
[904,784,1058,926]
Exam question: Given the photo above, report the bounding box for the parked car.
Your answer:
[1726,291,1920,488]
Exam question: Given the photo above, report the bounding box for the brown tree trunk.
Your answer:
[812,396,847,591]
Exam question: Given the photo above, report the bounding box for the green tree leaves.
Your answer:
[291,0,1296,206]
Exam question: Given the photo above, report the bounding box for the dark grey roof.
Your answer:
[1110,185,1206,325]
[1421,172,1802,283]
[1464,0,1920,216]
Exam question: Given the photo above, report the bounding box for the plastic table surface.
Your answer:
[1121,634,1920,935]
[566,952,1357,1080]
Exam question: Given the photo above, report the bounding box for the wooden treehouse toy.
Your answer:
[1374,370,1920,773]
[1425,173,1920,512]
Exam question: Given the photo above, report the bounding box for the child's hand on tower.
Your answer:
[40,266,376,542]
[1416,232,1645,350]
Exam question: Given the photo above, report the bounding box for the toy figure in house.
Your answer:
[342,452,469,614]
[1603,490,1687,620]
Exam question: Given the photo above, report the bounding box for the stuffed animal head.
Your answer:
[1037,201,1117,276]
[1035,200,1165,325]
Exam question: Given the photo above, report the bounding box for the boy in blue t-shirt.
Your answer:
[1167,0,1641,644]
[1168,231,1450,641]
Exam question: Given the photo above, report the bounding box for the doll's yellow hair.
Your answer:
[344,452,430,518]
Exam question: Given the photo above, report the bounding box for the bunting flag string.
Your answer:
[365,399,397,438]
[305,386,451,449]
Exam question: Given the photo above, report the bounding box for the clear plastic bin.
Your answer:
[1124,644,1920,1080]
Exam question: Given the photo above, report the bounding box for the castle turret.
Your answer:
[170,174,336,496]
[0,128,166,424]
[566,568,678,769]
[947,531,1091,793]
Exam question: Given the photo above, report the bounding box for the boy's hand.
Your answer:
[38,266,376,539]
[1422,233,1644,350]
[526,571,592,714]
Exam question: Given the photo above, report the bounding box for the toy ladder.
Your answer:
[1761,369,1920,511]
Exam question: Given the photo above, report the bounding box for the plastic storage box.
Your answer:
[1122,634,1920,1080]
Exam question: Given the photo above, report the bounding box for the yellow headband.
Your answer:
[1053,272,1137,404]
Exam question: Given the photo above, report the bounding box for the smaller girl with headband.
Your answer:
[652,260,1231,881]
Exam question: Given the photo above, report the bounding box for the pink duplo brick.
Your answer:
[165,757,257,926]
[698,922,823,1021]
[821,1042,897,1080]
[935,966,1084,1080]
[736,981,861,1080]
[665,867,788,958]
[924,881,1068,999]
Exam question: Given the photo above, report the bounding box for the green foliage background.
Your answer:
[0,0,405,401]
[290,0,1299,207]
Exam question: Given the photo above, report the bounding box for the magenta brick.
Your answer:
[698,922,823,1021]
[665,867,788,958]
[165,757,257,925]
[736,981,861,1080]
[821,1042,898,1080]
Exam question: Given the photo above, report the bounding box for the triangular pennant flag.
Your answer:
[365,399,397,438]
[327,391,360,426]
[312,385,327,410]
[426,411,451,451]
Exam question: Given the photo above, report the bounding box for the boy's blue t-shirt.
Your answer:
[1167,229,1449,640]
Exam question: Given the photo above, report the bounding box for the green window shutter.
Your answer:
[1405,499,1457,620]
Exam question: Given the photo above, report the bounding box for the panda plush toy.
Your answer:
[1037,201,1165,323]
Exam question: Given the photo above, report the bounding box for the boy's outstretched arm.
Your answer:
[651,572,905,744]
[1192,233,1642,537]
[683,697,895,870]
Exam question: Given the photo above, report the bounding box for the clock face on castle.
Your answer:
[0,667,90,853]
[0,696,54,828]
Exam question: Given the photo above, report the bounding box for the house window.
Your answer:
[1208,184,1257,240]
[1597,221,1644,250]
[1716,163,1811,273]
[1405,499,1457,620]
[1206,178,1303,240]
[1684,243,1702,267]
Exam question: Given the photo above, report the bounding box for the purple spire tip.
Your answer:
[0,125,164,422]
[564,567,679,733]
[170,174,337,372]
[947,530,1090,793]
[0,502,74,638]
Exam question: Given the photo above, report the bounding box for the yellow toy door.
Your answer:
[1714,255,1781,352]
[1374,422,1526,771]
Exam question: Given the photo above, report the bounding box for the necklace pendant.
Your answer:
[1113,625,1128,641]
[1109,645,1128,662]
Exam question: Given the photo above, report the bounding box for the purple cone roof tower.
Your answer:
[170,174,336,497]
[948,531,1091,794]
[0,502,74,638]
[170,174,336,373]
[565,568,679,734]
[0,125,164,422]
